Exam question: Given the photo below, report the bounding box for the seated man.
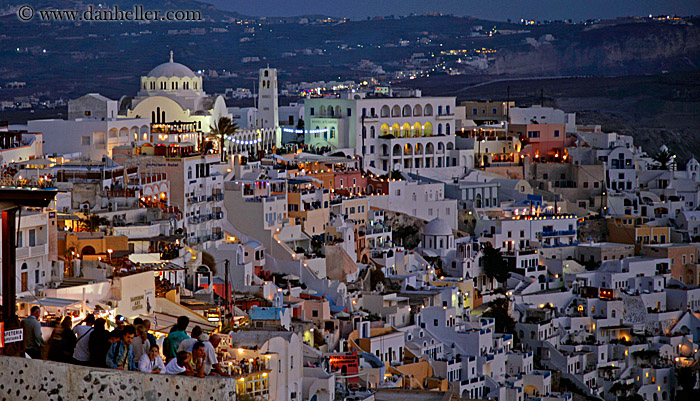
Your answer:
[189,341,206,378]
[203,334,228,376]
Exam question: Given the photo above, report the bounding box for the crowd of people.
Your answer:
[21,307,227,378]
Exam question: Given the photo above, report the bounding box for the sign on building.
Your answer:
[4,329,23,344]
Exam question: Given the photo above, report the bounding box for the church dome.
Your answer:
[147,51,196,78]
[424,218,452,236]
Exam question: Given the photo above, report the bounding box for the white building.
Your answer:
[2,210,55,295]
[125,51,229,133]
[369,180,458,229]
[28,117,149,160]
[228,331,303,401]
[304,94,470,173]
[475,213,579,252]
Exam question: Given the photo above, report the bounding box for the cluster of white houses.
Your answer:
[3,53,700,401]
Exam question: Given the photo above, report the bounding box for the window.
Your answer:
[312,310,319,317]
[81,136,91,145]
[310,107,314,116]
[347,108,352,117]
[554,130,560,137]
[434,319,438,326]
[29,229,36,247]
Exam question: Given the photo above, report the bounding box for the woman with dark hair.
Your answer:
[88,318,111,367]
[138,344,165,373]
[48,316,77,363]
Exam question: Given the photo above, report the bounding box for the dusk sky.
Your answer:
[206,0,699,21]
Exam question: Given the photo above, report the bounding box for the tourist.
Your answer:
[142,319,157,347]
[138,344,165,374]
[22,305,45,359]
[163,316,189,363]
[190,341,206,378]
[164,350,190,375]
[203,334,228,376]
[88,318,111,367]
[132,324,151,362]
[110,315,126,337]
[177,326,203,353]
[106,325,136,370]
[48,316,77,363]
[72,314,95,365]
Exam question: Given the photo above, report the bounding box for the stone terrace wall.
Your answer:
[0,355,237,401]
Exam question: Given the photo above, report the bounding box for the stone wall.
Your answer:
[0,355,237,401]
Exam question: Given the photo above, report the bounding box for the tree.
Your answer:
[209,116,238,163]
[483,297,515,334]
[677,367,697,393]
[369,267,385,290]
[482,243,510,283]
[390,170,403,180]
[651,149,674,170]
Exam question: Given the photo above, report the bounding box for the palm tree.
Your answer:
[652,149,674,170]
[482,243,510,284]
[208,116,238,163]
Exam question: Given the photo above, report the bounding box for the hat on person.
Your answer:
[198,333,209,342]
[116,315,126,323]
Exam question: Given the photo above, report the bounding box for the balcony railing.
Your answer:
[540,229,576,237]
[16,243,48,259]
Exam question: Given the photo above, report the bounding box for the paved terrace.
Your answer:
[0,355,237,400]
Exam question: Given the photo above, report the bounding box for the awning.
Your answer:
[136,311,218,333]
[16,296,82,308]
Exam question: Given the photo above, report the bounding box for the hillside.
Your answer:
[404,71,700,160]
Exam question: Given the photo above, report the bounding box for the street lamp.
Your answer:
[107,248,113,260]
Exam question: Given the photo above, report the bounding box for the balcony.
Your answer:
[436,113,455,120]
[540,229,576,237]
[16,243,48,259]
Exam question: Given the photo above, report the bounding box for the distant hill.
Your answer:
[403,71,700,160]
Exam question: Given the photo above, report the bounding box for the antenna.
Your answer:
[540,89,544,107]
[506,85,510,122]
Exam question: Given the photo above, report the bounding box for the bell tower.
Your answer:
[258,67,279,129]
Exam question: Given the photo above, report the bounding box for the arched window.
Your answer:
[438,106,443,115]
[151,111,156,122]
[156,107,161,123]
[330,127,335,139]
[424,104,433,116]
[370,126,375,138]
[264,70,269,77]
[438,124,443,135]
[446,123,451,135]
[381,105,390,117]
[362,126,367,138]
[380,124,390,136]
[402,105,412,117]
